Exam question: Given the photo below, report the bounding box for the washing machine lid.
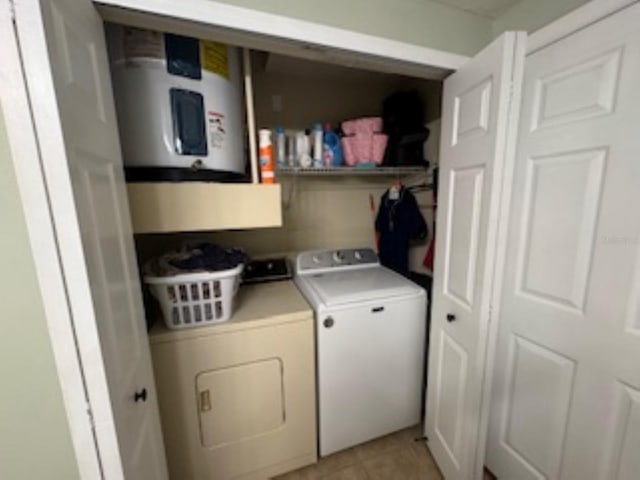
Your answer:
[303,266,422,307]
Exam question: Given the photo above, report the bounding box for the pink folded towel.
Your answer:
[341,117,383,136]
[342,133,388,165]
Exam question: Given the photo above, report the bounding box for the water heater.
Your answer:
[106,25,246,181]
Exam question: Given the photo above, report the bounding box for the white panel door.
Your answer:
[487,4,640,480]
[426,32,525,480]
[13,1,168,478]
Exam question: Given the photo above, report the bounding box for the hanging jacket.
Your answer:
[375,187,427,276]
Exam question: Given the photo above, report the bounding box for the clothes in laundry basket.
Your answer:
[144,242,248,277]
[375,187,427,276]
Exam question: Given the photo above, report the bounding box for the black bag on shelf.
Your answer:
[382,90,430,167]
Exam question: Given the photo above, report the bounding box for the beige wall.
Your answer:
[492,0,592,37]
[251,53,443,131]
[215,0,493,56]
[0,110,80,479]
[136,175,436,277]
[136,55,442,274]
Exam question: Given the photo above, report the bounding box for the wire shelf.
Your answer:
[276,166,428,176]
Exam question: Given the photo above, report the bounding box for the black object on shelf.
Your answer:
[243,257,292,284]
[382,90,430,167]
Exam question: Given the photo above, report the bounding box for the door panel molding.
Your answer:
[500,335,576,479]
[434,331,469,468]
[444,166,485,310]
[515,148,607,313]
[605,384,640,480]
[530,48,622,132]
[452,78,493,145]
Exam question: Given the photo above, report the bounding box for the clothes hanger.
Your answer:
[389,173,402,199]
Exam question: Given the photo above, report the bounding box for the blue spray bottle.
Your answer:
[323,123,343,167]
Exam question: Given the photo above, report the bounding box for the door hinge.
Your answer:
[86,403,96,430]
[508,80,515,102]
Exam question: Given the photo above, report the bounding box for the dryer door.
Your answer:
[196,359,285,448]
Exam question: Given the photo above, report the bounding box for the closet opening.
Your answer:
[98,13,451,479]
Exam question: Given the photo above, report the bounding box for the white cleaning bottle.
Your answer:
[312,123,323,168]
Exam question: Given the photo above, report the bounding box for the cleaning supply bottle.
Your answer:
[312,123,323,168]
[323,123,343,167]
[294,131,310,168]
[258,129,275,184]
[287,132,296,166]
[275,126,286,167]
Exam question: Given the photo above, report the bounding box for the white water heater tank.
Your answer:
[106,25,246,181]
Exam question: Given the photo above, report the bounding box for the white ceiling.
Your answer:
[432,0,522,18]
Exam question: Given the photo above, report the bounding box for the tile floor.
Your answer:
[274,424,443,480]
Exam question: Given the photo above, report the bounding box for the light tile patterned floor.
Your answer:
[274,425,443,480]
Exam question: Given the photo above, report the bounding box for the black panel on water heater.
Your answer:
[170,88,207,156]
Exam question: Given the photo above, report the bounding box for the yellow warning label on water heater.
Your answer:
[201,41,229,79]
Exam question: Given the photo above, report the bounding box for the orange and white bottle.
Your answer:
[258,129,276,184]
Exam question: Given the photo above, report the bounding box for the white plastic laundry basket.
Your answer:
[145,264,243,330]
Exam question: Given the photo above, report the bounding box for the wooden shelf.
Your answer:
[127,183,282,233]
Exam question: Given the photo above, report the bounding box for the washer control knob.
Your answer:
[323,317,334,328]
[333,251,345,263]
[354,250,363,261]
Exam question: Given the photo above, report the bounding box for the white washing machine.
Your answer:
[294,248,426,456]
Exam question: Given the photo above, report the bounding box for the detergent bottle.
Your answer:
[323,123,343,167]
[258,129,275,183]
